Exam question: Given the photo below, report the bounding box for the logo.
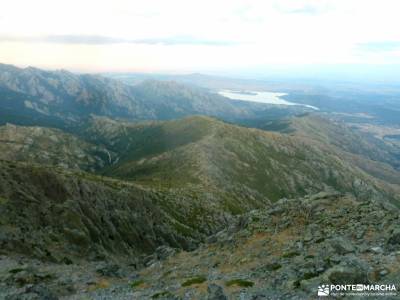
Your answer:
[317,283,397,297]
[318,285,330,296]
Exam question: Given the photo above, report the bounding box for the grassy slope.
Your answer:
[83,115,400,206]
[277,115,400,185]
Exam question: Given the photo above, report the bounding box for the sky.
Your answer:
[1,0,400,74]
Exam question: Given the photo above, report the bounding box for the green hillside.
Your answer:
[79,116,400,205]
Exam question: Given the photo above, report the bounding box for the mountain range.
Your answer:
[0,64,312,129]
[1,64,400,299]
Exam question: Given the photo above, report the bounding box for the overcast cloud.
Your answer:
[1,0,400,72]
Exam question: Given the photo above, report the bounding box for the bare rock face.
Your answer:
[0,160,202,263]
[121,193,400,299]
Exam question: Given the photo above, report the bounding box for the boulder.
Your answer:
[329,237,355,255]
[155,245,176,260]
[324,257,369,284]
[388,229,400,245]
[207,284,227,300]
[96,263,122,277]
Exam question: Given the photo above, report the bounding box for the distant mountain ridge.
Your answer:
[0,63,314,128]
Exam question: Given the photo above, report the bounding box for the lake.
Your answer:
[218,90,319,110]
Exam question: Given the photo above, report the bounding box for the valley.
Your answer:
[0,64,400,299]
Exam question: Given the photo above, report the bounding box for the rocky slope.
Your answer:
[127,192,400,299]
[0,123,110,172]
[0,160,208,263]
[2,192,400,299]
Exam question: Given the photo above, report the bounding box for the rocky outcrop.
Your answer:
[0,160,203,264]
[123,192,400,299]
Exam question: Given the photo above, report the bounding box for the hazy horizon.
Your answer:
[4,62,400,86]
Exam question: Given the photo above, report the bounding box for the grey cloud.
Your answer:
[0,35,238,46]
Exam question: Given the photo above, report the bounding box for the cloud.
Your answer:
[44,35,126,44]
[273,1,333,16]
[127,36,239,46]
[1,0,400,71]
[283,5,326,15]
[356,41,400,52]
[0,34,239,46]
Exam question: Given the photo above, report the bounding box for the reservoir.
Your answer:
[219,90,318,110]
